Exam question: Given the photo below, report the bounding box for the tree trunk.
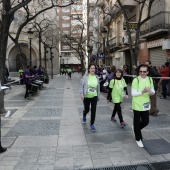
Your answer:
[15,41,26,69]
[0,9,12,114]
[39,33,42,66]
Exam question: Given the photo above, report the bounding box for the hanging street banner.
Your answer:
[123,22,138,31]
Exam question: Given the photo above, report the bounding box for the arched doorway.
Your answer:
[16,53,27,71]
[8,43,37,72]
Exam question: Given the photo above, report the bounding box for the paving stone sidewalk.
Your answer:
[0,73,170,170]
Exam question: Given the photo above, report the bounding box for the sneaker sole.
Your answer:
[111,118,116,122]
[90,129,96,132]
[121,124,126,128]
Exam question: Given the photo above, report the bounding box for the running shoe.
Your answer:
[111,117,116,122]
[90,124,96,132]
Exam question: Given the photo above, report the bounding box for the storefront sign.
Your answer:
[147,39,164,48]
[123,22,138,31]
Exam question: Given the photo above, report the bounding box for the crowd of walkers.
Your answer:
[80,61,170,148]
[61,68,73,80]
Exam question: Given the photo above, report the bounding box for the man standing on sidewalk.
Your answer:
[145,60,161,116]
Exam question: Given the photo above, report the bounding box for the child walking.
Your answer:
[107,69,128,127]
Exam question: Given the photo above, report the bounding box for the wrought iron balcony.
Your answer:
[108,36,123,48]
[140,11,170,37]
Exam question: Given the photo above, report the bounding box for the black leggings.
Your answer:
[83,96,98,125]
[112,103,123,123]
[24,83,31,98]
[133,110,149,141]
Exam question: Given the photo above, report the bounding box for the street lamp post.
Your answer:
[101,27,107,65]
[27,28,34,67]
[59,55,62,75]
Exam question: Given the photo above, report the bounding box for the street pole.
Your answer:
[39,32,42,66]
[103,38,106,65]
[50,47,53,79]
[59,56,62,75]
[29,38,32,67]
[101,27,107,65]
[44,45,47,69]
[27,28,34,67]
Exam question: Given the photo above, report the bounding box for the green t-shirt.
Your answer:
[86,75,98,98]
[132,76,154,111]
[109,78,127,103]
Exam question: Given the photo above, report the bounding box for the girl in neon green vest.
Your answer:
[108,69,128,128]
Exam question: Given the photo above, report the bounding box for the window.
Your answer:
[62,16,70,20]
[62,23,70,27]
[71,5,82,11]
[63,46,70,49]
[71,20,82,26]
[63,31,70,34]
[62,0,70,5]
[72,44,78,48]
[72,15,81,20]
[62,8,70,12]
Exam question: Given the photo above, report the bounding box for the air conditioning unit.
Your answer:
[122,35,129,45]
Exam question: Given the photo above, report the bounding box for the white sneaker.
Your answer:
[136,140,144,148]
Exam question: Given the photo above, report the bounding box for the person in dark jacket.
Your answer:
[24,66,34,99]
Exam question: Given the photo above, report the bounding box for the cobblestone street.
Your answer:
[1,73,170,170]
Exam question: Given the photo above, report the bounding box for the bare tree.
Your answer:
[0,0,74,115]
[42,24,59,79]
[31,15,54,66]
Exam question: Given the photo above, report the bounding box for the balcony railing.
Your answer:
[108,36,123,47]
[140,11,170,36]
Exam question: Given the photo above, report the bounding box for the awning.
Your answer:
[117,47,130,52]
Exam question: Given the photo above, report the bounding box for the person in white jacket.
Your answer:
[131,64,155,148]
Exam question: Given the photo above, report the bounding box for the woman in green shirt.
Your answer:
[108,69,128,128]
[131,64,155,148]
[80,64,100,131]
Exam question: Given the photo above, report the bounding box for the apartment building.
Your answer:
[57,0,83,67]
[139,0,170,66]
[95,0,170,70]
